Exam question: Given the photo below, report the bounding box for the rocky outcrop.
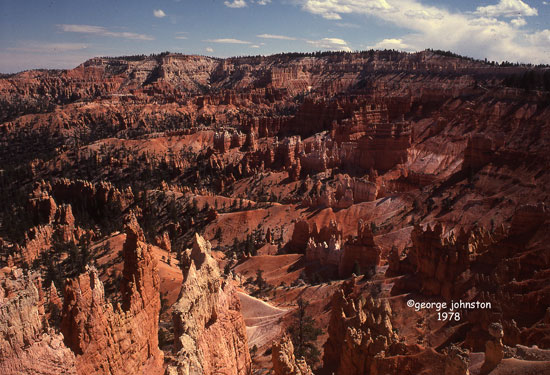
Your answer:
[408,224,472,299]
[167,234,251,375]
[214,131,246,153]
[462,134,496,172]
[28,196,58,225]
[0,268,77,375]
[323,280,399,375]
[444,345,469,375]
[154,231,172,252]
[14,178,134,266]
[339,221,381,277]
[272,336,313,375]
[289,220,311,252]
[394,218,550,351]
[209,99,411,183]
[355,121,411,172]
[323,280,448,374]
[60,218,163,375]
[48,178,134,219]
[15,189,80,266]
[3,48,550,375]
[509,203,547,236]
[481,323,504,374]
[300,220,380,279]
[302,174,378,208]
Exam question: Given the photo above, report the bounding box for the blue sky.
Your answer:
[1,0,550,72]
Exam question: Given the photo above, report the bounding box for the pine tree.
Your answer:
[232,237,240,255]
[255,269,266,295]
[245,234,256,256]
[215,227,222,241]
[289,298,322,368]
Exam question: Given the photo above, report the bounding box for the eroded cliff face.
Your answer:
[4,178,134,267]
[323,279,445,375]
[167,234,251,375]
[292,219,381,279]
[0,268,77,375]
[60,218,163,375]
[391,204,550,351]
[272,336,313,375]
[2,49,550,375]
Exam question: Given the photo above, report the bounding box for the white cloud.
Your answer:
[256,0,271,4]
[295,0,550,63]
[511,17,527,27]
[528,29,550,45]
[368,38,412,51]
[474,0,537,18]
[206,47,214,53]
[257,33,297,40]
[307,37,352,52]
[251,45,261,48]
[58,24,154,41]
[404,9,443,20]
[153,9,167,18]
[204,38,252,44]
[301,0,392,20]
[224,0,247,8]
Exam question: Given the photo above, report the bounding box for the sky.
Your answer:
[1,0,550,73]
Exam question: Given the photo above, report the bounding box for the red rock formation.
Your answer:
[3,49,550,375]
[28,196,57,225]
[289,220,311,252]
[509,203,547,236]
[408,224,471,299]
[16,192,80,266]
[394,218,550,351]
[302,174,378,209]
[323,280,449,374]
[167,234,251,375]
[299,220,380,279]
[16,225,56,266]
[481,323,504,374]
[356,121,411,172]
[244,131,258,151]
[289,158,301,181]
[339,220,381,277]
[0,268,77,375]
[324,280,409,374]
[155,231,172,252]
[49,178,134,217]
[272,335,313,375]
[214,131,232,153]
[443,345,469,375]
[60,219,163,375]
[462,134,495,172]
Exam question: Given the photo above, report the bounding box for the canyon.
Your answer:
[0,50,549,374]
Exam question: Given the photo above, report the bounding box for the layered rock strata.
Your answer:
[0,268,77,375]
[272,336,313,375]
[60,219,163,375]
[323,280,446,374]
[167,234,251,375]
[296,220,381,279]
